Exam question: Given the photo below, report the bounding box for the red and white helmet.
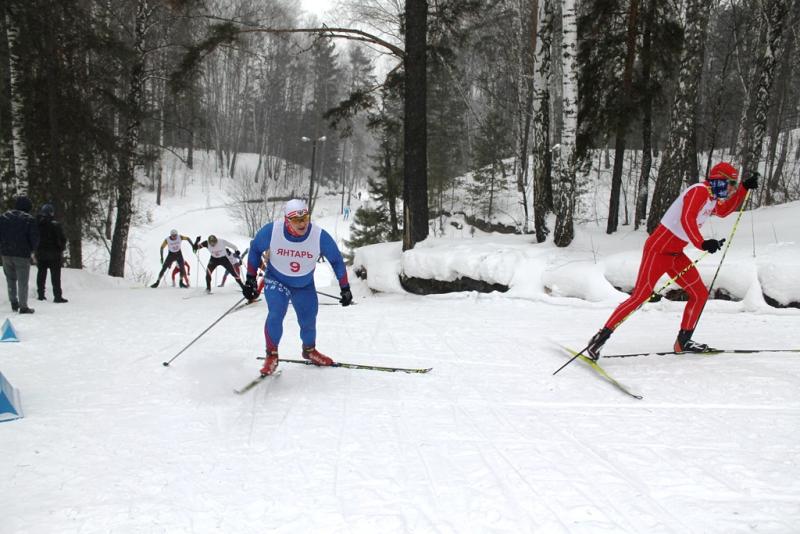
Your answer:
[708,162,739,183]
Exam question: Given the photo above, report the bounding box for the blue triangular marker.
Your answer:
[0,371,23,422]
[1,318,19,342]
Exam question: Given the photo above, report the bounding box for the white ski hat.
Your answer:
[169,228,178,237]
[285,199,309,218]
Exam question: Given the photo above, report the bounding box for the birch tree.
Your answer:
[553,0,579,247]
[109,0,152,277]
[532,0,553,243]
[3,4,26,190]
[646,0,711,233]
[512,0,539,233]
[735,0,789,182]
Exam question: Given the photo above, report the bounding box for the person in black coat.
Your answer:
[0,195,39,313]
[35,203,68,303]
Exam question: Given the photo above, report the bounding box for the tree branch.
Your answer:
[237,26,405,58]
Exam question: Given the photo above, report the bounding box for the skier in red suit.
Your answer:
[585,162,759,359]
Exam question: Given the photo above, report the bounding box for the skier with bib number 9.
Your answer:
[244,199,352,376]
[584,162,759,360]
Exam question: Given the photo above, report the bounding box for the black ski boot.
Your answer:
[586,327,613,361]
[674,329,710,353]
[150,280,159,288]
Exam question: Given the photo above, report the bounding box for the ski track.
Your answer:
[2,283,800,532]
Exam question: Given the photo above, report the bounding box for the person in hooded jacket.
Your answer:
[35,203,68,303]
[0,195,39,313]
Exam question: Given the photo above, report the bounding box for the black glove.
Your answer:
[339,286,353,307]
[701,238,726,253]
[742,172,759,190]
[242,275,259,301]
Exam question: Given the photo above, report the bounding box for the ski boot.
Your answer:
[674,329,711,353]
[150,280,160,288]
[302,346,334,366]
[585,327,613,361]
[260,350,279,376]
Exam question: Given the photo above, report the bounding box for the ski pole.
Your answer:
[553,252,710,376]
[162,296,246,367]
[316,290,341,301]
[692,189,752,329]
[193,251,201,288]
[316,289,356,305]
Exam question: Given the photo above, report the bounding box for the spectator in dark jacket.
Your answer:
[0,196,39,313]
[36,203,68,303]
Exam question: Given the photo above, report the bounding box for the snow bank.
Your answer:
[353,204,800,310]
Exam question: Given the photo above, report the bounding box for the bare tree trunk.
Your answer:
[738,0,789,187]
[634,0,654,230]
[607,0,640,234]
[554,0,578,247]
[647,0,710,233]
[4,7,26,188]
[402,0,429,250]
[514,0,538,233]
[109,0,150,277]
[532,0,553,243]
[156,51,166,206]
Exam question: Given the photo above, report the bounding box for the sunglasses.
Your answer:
[288,213,310,223]
[727,179,738,187]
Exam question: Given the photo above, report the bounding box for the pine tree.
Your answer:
[344,200,392,253]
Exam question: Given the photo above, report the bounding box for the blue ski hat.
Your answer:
[40,203,55,217]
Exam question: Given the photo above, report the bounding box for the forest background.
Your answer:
[1,0,797,279]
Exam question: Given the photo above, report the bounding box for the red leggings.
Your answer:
[604,225,708,332]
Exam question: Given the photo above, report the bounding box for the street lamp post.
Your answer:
[301,135,326,213]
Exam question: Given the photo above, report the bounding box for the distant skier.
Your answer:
[219,249,243,287]
[171,261,191,287]
[151,229,195,288]
[584,162,759,359]
[243,199,352,376]
[195,235,245,293]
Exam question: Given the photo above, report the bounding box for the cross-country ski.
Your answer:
[233,370,282,395]
[257,356,433,374]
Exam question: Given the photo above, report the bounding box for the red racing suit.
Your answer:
[603,182,747,331]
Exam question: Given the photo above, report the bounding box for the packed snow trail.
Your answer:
[2,276,799,532]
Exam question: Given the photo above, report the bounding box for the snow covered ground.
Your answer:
[2,154,800,532]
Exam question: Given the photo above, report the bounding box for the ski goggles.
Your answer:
[287,212,310,223]
[709,179,736,198]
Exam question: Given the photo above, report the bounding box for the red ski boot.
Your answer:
[260,350,279,376]
[302,346,334,366]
